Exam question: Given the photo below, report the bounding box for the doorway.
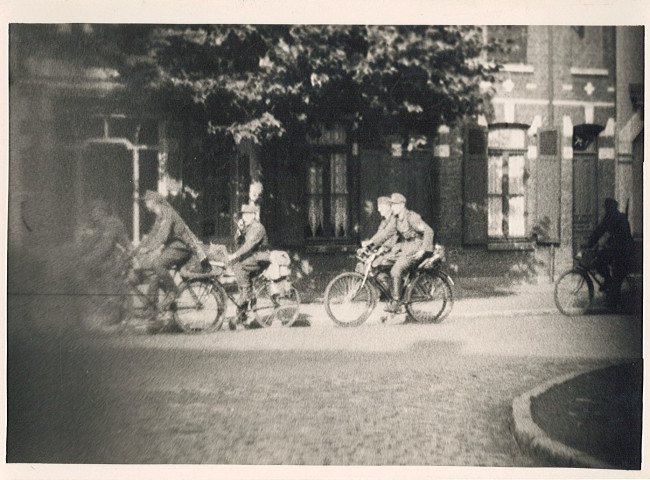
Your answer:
[571,124,603,257]
[572,151,599,256]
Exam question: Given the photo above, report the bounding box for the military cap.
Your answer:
[389,193,406,204]
[377,196,391,206]
[241,203,257,214]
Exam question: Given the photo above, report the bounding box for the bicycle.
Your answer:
[323,245,454,327]
[219,261,301,329]
[119,259,228,334]
[554,246,641,316]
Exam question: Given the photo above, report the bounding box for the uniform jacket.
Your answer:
[232,220,269,262]
[395,210,434,252]
[141,204,203,256]
[587,210,634,254]
[368,214,398,249]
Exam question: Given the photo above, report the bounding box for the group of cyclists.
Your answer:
[135,186,438,324]
[72,176,634,331]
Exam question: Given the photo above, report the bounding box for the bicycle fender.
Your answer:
[437,270,455,286]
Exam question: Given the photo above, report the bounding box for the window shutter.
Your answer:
[463,126,488,244]
[534,128,561,243]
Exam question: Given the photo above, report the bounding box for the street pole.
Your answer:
[133,148,140,244]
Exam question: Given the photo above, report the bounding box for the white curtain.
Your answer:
[488,155,503,237]
[330,153,348,237]
[508,155,526,237]
[307,164,324,237]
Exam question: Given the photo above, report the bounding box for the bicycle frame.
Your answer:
[125,264,219,319]
[355,249,450,305]
[573,248,613,292]
[214,269,296,321]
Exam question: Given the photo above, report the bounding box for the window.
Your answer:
[570,26,605,69]
[306,125,350,240]
[487,26,528,64]
[487,127,527,239]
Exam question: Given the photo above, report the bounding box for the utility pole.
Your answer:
[547,26,555,126]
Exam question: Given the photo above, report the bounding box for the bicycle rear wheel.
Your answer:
[174,280,227,333]
[405,271,451,324]
[324,272,377,327]
[254,281,301,328]
[616,275,642,314]
[554,269,594,316]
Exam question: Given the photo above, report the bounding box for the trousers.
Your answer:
[232,251,271,305]
[594,247,632,298]
[390,241,422,283]
[152,247,192,293]
[373,241,423,301]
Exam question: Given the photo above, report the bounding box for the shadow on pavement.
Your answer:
[531,361,643,470]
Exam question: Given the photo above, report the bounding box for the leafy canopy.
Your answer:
[26,25,498,144]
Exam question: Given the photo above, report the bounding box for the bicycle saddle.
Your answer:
[179,264,216,279]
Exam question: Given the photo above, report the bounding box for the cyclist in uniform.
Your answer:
[384,193,434,313]
[362,196,398,291]
[138,190,207,309]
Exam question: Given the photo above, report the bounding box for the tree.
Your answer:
[116,25,498,146]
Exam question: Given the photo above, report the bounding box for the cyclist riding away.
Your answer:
[585,197,635,303]
[228,203,270,329]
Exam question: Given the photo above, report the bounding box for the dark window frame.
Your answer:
[487,26,528,65]
[305,128,356,245]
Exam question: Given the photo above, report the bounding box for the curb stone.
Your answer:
[511,369,616,469]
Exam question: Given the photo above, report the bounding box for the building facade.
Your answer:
[9,25,641,285]
[255,26,626,284]
[435,25,620,280]
[615,26,644,269]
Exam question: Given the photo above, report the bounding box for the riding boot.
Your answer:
[229,299,249,330]
[159,285,179,312]
[385,278,403,313]
[376,272,391,297]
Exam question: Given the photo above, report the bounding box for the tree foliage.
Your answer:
[13,24,499,144]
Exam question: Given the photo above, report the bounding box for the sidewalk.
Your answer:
[513,362,642,469]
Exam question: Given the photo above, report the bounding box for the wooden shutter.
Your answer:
[463,126,488,244]
[534,128,561,243]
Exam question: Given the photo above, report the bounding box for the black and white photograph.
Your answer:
[3,1,646,477]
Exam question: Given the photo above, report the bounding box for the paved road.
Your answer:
[7,304,642,466]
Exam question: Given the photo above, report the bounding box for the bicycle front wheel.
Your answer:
[554,269,593,316]
[405,271,451,324]
[324,272,377,327]
[174,280,227,333]
[254,281,301,328]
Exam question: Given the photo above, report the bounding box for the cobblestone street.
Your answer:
[7,303,641,466]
